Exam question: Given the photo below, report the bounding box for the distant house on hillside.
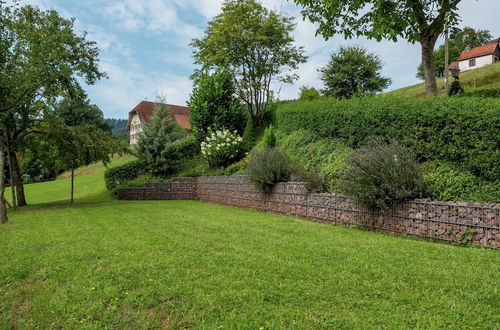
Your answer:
[458,38,500,72]
[126,101,191,145]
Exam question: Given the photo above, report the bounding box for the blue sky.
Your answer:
[10,0,500,119]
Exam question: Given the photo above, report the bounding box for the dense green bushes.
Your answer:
[104,159,149,192]
[275,96,500,182]
[337,140,425,209]
[461,88,500,98]
[277,130,352,191]
[422,161,500,203]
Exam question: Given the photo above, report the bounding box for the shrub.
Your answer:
[242,116,255,151]
[246,148,296,194]
[104,159,148,191]
[201,129,243,167]
[188,69,246,143]
[337,140,425,210]
[277,130,352,191]
[461,88,500,98]
[299,85,321,101]
[274,96,500,181]
[448,80,464,96]
[261,125,276,149]
[422,161,500,203]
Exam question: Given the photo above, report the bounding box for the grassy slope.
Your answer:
[0,163,499,328]
[388,61,500,98]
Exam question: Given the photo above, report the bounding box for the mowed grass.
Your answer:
[387,61,500,98]
[0,164,499,328]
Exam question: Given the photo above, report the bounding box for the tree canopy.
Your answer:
[191,0,306,125]
[293,0,462,96]
[320,46,391,99]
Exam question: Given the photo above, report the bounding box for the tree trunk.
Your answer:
[8,154,16,209]
[0,133,8,224]
[70,164,74,204]
[421,37,439,97]
[9,151,27,206]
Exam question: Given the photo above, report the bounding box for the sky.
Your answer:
[8,0,500,119]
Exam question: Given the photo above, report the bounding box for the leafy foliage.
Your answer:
[448,80,464,96]
[104,160,149,192]
[293,0,462,96]
[320,46,391,99]
[277,130,352,192]
[337,140,425,210]
[422,161,500,203]
[416,27,492,80]
[136,103,197,176]
[246,148,296,194]
[461,88,500,98]
[299,86,321,101]
[261,125,276,149]
[191,0,306,124]
[274,97,500,182]
[201,129,244,167]
[188,69,246,143]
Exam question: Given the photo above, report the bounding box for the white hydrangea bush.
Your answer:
[201,128,243,167]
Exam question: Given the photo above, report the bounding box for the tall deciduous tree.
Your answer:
[293,0,462,96]
[188,69,246,143]
[0,3,105,211]
[319,46,391,99]
[191,0,307,125]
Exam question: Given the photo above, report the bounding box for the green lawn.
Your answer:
[1,167,499,328]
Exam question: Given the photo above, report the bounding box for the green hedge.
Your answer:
[274,96,500,181]
[461,88,500,98]
[104,159,149,191]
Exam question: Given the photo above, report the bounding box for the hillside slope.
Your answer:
[388,61,500,98]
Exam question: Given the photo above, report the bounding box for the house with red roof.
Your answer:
[126,101,191,145]
[458,38,500,72]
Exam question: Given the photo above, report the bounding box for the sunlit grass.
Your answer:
[0,157,498,328]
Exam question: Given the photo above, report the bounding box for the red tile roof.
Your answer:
[459,43,499,61]
[126,101,191,130]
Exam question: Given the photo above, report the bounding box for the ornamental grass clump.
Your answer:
[246,148,296,194]
[338,140,425,210]
[201,129,243,167]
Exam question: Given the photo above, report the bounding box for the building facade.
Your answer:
[458,39,500,72]
[126,101,191,145]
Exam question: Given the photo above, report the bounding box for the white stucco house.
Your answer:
[126,101,191,146]
[458,38,500,72]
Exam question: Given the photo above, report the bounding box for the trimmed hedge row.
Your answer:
[274,97,500,181]
[104,159,149,191]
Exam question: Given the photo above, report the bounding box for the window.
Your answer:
[469,58,476,67]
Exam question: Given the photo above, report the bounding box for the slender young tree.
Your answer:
[191,0,306,125]
[293,0,462,96]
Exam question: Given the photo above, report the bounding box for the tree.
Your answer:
[136,101,196,176]
[47,120,122,203]
[293,0,462,96]
[191,0,307,125]
[188,69,246,143]
[416,27,492,80]
[0,3,105,211]
[319,46,391,99]
[298,86,321,101]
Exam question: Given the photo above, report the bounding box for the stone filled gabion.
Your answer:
[118,176,500,248]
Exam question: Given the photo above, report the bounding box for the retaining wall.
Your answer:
[118,176,500,248]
